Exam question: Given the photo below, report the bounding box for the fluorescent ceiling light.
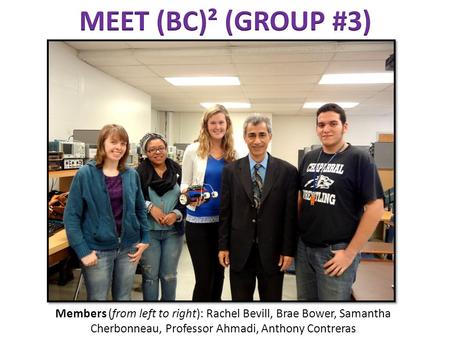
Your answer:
[165,76,240,86]
[201,102,251,109]
[303,102,359,109]
[319,73,393,84]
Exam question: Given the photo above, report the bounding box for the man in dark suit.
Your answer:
[218,115,298,301]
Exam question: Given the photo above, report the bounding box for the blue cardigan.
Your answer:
[63,161,150,259]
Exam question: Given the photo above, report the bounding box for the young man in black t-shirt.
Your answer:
[296,103,385,300]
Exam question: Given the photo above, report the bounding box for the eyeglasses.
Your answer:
[146,146,166,154]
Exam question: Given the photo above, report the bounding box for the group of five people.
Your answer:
[63,102,384,302]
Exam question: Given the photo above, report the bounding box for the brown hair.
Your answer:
[95,124,130,172]
[197,104,236,162]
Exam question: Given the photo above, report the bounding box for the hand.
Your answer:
[278,255,294,272]
[323,249,356,277]
[189,195,205,207]
[128,243,150,263]
[161,212,177,226]
[182,188,205,207]
[81,251,98,267]
[149,205,165,224]
[218,250,230,268]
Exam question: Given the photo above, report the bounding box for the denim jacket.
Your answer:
[64,161,150,259]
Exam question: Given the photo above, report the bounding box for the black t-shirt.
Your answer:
[298,144,384,246]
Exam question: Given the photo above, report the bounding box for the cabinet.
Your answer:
[49,169,77,192]
[374,142,394,169]
[378,169,394,191]
[375,133,394,190]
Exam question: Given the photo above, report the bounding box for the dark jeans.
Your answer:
[296,238,361,301]
[230,243,284,301]
[185,221,224,301]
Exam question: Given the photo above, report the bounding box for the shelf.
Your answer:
[361,241,394,255]
[48,169,78,179]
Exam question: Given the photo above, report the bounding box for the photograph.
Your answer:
[47,40,395,302]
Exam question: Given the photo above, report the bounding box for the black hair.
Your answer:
[316,103,346,124]
[139,133,167,152]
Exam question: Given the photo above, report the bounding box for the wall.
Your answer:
[167,112,392,166]
[170,112,273,158]
[49,42,152,144]
[150,109,161,134]
[272,114,394,167]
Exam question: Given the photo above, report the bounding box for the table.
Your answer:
[48,229,70,266]
[48,170,77,287]
[48,169,76,266]
[352,260,394,301]
[48,228,75,287]
[361,241,394,255]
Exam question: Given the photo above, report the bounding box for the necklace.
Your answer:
[310,143,346,206]
[209,147,224,160]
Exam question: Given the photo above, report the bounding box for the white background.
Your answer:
[1,0,447,337]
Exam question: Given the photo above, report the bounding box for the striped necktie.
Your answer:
[252,163,263,209]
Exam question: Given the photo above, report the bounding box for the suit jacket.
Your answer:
[219,154,298,274]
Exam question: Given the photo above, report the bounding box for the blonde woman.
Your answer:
[181,104,237,301]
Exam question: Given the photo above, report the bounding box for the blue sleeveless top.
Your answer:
[186,156,225,223]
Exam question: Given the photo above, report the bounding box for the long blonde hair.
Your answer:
[197,104,236,162]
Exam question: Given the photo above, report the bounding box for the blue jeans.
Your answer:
[295,238,361,301]
[139,230,183,301]
[81,246,138,301]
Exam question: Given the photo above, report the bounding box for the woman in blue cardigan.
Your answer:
[64,124,149,301]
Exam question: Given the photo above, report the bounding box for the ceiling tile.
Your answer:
[236,62,328,75]
[325,61,388,73]
[63,40,394,115]
[149,64,237,77]
[78,50,141,66]
[240,75,321,85]
[65,42,131,50]
[96,65,158,78]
